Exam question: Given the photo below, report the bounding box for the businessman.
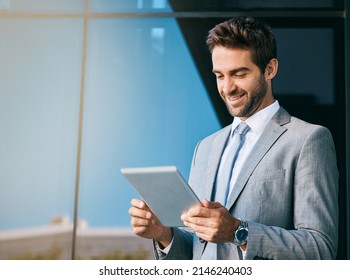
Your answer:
[129,16,339,259]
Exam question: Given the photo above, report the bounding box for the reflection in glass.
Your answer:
[0,0,85,12]
[0,18,83,259]
[79,18,220,231]
[90,0,172,13]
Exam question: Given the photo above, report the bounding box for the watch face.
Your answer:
[236,229,248,242]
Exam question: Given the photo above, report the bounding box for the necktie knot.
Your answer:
[236,122,250,135]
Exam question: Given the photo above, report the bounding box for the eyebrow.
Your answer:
[212,67,250,75]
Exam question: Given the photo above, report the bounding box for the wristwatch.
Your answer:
[233,219,249,246]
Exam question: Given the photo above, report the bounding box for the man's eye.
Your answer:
[234,73,247,78]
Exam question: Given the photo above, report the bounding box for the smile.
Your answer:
[227,93,245,102]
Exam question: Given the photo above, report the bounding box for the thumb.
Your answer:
[202,199,223,209]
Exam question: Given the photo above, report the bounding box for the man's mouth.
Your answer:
[227,92,245,102]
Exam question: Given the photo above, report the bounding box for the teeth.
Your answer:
[229,94,243,101]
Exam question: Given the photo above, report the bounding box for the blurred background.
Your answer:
[0,0,349,260]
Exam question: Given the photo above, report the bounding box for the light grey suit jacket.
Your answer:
[156,107,339,260]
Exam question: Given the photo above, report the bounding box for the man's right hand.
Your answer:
[129,198,173,248]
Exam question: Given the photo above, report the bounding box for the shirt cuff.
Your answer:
[241,247,247,259]
[159,237,174,254]
[154,237,174,258]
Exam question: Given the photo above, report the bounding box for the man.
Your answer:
[129,16,339,260]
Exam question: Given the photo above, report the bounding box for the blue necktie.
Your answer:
[201,122,250,260]
[213,122,250,206]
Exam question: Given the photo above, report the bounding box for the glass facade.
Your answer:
[0,18,84,230]
[0,0,220,260]
[79,17,220,228]
[90,0,172,12]
[0,0,85,12]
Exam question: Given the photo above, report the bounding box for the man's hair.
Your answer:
[206,16,277,73]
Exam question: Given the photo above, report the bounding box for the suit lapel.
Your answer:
[225,107,291,209]
[198,126,231,201]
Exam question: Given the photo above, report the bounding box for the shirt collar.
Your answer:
[230,100,280,137]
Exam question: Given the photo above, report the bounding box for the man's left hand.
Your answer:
[181,199,240,243]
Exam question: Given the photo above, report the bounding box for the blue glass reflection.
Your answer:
[90,0,172,12]
[79,17,220,226]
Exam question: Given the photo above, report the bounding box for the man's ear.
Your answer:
[265,58,278,80]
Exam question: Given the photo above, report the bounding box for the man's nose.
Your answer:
[221,78,237,94]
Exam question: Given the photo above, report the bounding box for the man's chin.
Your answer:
[227,108,242,118]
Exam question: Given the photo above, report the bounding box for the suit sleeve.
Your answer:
[244,126,339,259]
[155,227,193,260]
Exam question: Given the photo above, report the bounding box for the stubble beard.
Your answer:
[224,75,268,119]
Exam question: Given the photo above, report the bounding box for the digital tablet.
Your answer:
[120,165,201,227]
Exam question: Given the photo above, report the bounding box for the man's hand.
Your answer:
[181,199,241,244]
[129,198,173,248]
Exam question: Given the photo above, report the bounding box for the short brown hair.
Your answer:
[206,16,277,73]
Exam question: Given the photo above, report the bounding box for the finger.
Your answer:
[129,206,152,219]
[130,216,152,228]
[182,208,225,230]
[130,198,148,209]
[187,204,220,219]
[202,199,223,209]
[130,217,148,228]
[131,223,151,237]
[186,204,209,217]
[183,215,216,228]
[183,220,217,240]
[186,219,223,243]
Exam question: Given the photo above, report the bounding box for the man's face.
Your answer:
[212,46,274,120]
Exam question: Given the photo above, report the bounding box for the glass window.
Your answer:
[0,0,85,12]
[90,0,172,13]
[75,17,221,259]
[0,18,84,259]
[79,17,220,227]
